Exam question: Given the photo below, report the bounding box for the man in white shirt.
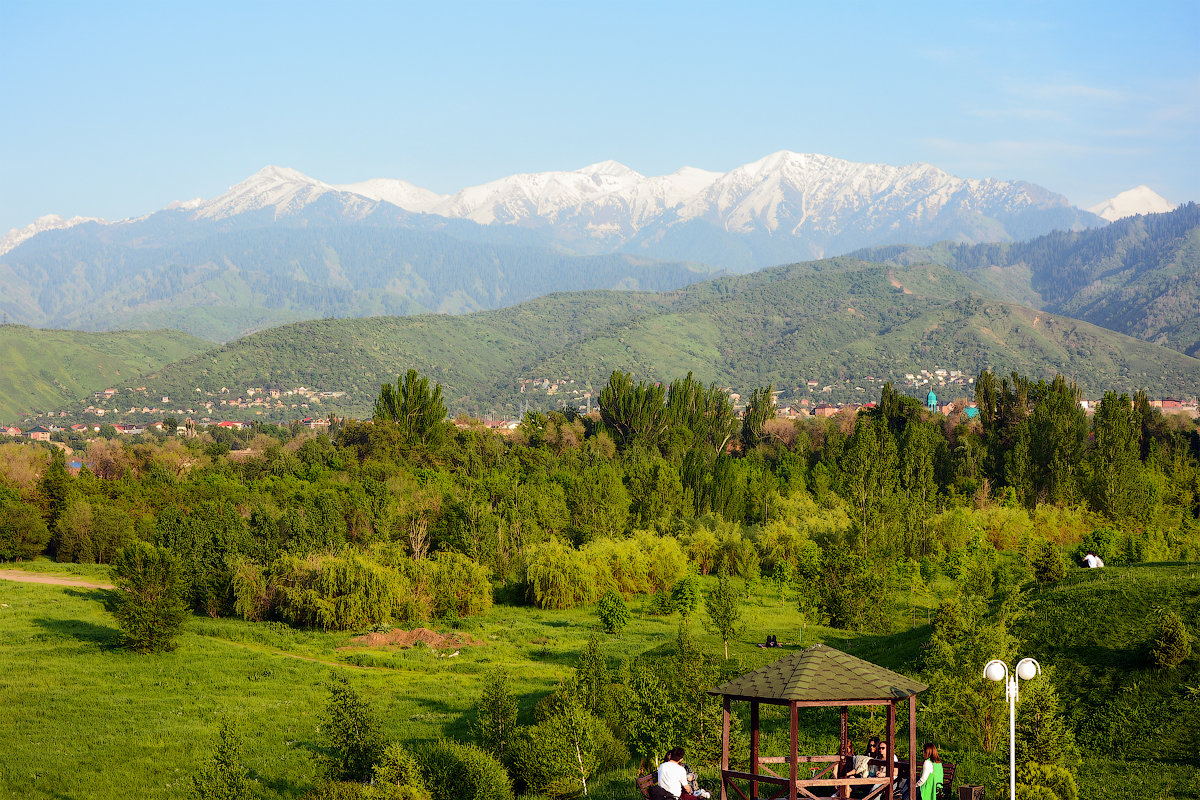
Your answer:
[1083,550,1105,568]
[657,747,696,800]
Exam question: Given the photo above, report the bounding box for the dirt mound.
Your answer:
[342,627,481,650]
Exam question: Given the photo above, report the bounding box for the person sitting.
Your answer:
[656,747,697,800]
[915,742,944,800]
[681,761,712,800]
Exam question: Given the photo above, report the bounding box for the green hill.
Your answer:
[853,202,1200,356]
[0,325,211,423]
[134,258,1200,419]
[1017,564,1200,760]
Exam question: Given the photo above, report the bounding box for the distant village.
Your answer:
[6,365,1196,444]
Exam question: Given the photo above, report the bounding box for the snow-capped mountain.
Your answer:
[193,165,378,221]
[1088,185,1175,222]
[0,151,1118,340]
[333,178,446,213]
[0,213,105,257]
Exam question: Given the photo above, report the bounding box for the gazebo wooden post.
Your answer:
[789,700,799,800]
[721,695,731,800]
[886,700,896,798]
[908,694,918,799]
[750,700,760,800]
[839,706,849,799]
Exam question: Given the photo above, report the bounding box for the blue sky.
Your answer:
[2,0,1197,232]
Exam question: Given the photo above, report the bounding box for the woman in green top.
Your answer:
[916,742,944,800]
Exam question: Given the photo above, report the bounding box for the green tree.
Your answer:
[1031,542,1066,584]
[322,673,386,782]
[373,369,449,451]
[740,384,776,450]
[0,497,51,561]
[598,370,668,451]
[373,743,428,799]
[671,574,702,621]
[190,719,252,800]
[471,667,519,763]
[109,541,189,653]
[1150,610,1192,668]
[704,568,745,659]
[1088,392,1141,520]
[596,589,629,634]
[1015,668,1078,768]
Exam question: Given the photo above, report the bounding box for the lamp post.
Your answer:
[984,657,1041,800]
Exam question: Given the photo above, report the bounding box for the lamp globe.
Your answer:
[985,660,1007,682]
[1016,659,1040,680]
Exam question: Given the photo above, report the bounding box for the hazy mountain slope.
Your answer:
[133,258,1200,419]
[0,216,715,342]
[852,203,1200,355]
[0,325,210,422]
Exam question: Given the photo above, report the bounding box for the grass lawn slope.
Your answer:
[0,325,211,424]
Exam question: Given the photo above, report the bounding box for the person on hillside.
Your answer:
[914,742,944,800]
[1082,550,1105,568]
[656,747,697,800]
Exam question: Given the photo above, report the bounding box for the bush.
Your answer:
[1016,784,1058,800]
[274,554,408,631]
[418,740,513,800]
[429,551,493,618]
[373,743,429,799]
[597,589,629,634]
[510,688,626,799]
[1018,764,1078,800]
[526,538,596,610]
[1150,610,1192,668]
[471,668,519,763]
[109,541,189,653]
[1031,542,1066,583]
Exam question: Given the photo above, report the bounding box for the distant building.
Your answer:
[27,426,52,442]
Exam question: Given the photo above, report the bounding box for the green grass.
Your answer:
[0,324,210,423]
[2,566,1195,799]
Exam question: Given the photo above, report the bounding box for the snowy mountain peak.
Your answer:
[333,178,446,213]
[0,213,104,257]
[1088,185,1174,222]
[194,165,373,221]
[578,160,642,179]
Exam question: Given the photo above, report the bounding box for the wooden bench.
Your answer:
[637,774,656,799]
[936,761,956,800]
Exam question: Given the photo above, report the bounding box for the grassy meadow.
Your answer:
[3,562,1199,799]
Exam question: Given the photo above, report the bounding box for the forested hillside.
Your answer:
[853,203,1200,355]
[134,258,1200,420]
[2,370,1198,799]
[0,325,210,421]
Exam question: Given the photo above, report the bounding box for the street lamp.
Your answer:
[984,657,1041,800]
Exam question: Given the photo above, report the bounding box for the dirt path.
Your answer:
[0,569,114,590]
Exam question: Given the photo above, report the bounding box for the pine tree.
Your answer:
[322,673,385,781]
[471,667,519,762]
[1150,610,1192,668]
[109,541,189,653]
[190,719,252,800]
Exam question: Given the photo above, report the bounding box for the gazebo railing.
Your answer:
[721,756,912,800]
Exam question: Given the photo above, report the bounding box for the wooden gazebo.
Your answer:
[709,644,927,800]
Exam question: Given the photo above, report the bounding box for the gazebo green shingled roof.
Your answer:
[709,643,928,702]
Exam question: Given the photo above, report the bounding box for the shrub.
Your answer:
[322,674,386,782]
[509,688,626,799]
[1016,784,1058,800]
[274,554,408,631]
[596,589,629,634]
[1150,610,1192,668]
[109,541,189,653]
[1030,542,1066,584]
[526,538,597,609]
[429,551,493,618]
[418,740,513,800]
[1018,764,1078,800]
[373,743,428,799]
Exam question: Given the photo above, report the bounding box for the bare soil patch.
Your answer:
[0,569,114,590]
[340,627,482,650]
